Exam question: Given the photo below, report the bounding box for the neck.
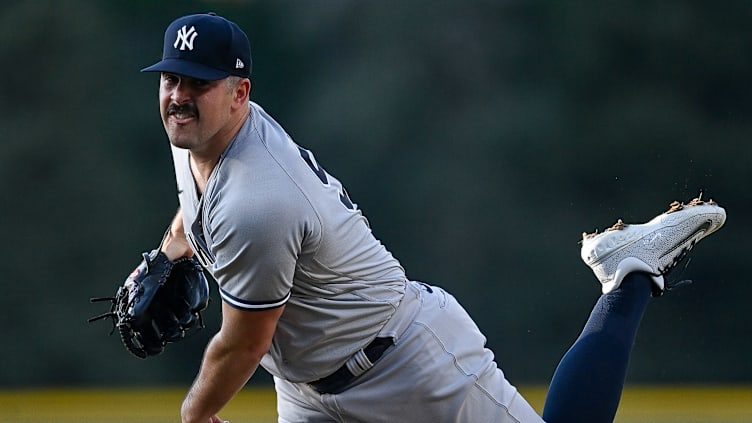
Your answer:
[189,154,217,195]
[190,104,250,193]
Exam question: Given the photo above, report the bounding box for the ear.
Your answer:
[234,78,252,105]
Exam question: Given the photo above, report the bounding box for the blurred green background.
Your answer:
[1,0,750,392]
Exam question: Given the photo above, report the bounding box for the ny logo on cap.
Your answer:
[174,25,198,51]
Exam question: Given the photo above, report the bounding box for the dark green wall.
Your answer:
[1,0,749,387]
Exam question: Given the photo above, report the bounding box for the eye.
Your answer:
[161,73,179,85]
[192,78,211,89]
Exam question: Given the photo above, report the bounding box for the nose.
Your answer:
[170,80,192,104]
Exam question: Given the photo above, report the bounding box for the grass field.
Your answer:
[1,385,750,422]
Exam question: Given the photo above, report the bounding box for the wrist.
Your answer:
[161,227,193,261]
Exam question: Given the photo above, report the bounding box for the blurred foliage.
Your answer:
[0,0,750,387]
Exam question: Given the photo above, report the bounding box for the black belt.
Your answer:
[309,337,394,394]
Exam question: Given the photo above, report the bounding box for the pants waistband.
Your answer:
[307,281,423,395]
[308,337,394,395]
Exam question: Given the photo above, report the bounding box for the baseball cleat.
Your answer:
[581,196,726,295]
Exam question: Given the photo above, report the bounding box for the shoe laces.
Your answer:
[654,258,694,297]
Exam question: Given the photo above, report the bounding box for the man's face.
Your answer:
[159,73,234,152]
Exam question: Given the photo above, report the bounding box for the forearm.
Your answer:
[181,332,262,423]
[161,208,194,261]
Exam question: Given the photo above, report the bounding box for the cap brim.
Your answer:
[141,58,229,81]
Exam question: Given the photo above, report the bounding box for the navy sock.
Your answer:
[542,273,653,423]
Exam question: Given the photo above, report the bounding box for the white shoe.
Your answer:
[581,197,726,295]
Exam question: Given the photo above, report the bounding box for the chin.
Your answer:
[169,141,191,150]
[168,136,194,150]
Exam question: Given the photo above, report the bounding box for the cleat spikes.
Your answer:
[581,197,726,295]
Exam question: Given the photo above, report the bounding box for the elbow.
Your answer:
[215,336,268,366]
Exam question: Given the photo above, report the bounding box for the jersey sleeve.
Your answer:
[205,182,316,310]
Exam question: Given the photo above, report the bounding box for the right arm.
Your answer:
[181,301,285,423]
[161,208,194,261]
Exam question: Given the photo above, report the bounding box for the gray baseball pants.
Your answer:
[275,281,543,422]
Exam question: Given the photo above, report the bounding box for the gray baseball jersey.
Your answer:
[171,101,408,382]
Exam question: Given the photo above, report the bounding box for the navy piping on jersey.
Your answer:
[219,286,290,310]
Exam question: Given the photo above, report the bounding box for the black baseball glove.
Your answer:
[88,250,210,358]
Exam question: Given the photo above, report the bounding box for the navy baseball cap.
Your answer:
[141,12,251,80]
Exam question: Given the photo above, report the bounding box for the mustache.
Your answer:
[166,102,198,117]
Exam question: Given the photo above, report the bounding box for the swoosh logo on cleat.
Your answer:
[658,220,713,259]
